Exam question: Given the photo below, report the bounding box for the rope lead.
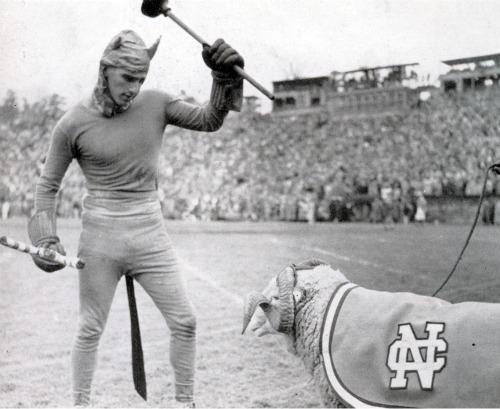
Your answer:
[432,162,500,297]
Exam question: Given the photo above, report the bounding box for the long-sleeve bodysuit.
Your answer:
[34,82,241,405]
[36,89,233,209]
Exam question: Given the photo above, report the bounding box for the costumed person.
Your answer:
[28,29,244,407]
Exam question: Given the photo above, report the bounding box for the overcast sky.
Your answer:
[2,0,500,112]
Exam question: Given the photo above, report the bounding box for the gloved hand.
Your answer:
[202,38,245,76]
[32,238,66,273]
[28,210,65,273]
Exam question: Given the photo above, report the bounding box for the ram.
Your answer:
[242,259,500,408]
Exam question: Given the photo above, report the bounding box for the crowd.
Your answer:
[1,88,499,223]
[0,91,85,220]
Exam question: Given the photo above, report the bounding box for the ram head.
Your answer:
[242,259,349,340]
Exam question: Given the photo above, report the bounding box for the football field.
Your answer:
[1,217,499,408]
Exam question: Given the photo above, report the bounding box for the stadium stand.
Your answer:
[1,84,499,224]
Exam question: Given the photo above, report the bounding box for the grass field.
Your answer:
[1,217,499,408]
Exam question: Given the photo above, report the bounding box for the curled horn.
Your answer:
[275,266,296,333]
[242,265,297,335]
[242,291,281,334]
[294,258,328,270]
[148,36,161,60]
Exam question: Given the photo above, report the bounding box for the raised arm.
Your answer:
[165,39,244,131]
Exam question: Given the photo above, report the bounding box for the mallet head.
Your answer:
[141,0,169,17]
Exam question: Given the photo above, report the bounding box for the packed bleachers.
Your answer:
[1,88,499,222]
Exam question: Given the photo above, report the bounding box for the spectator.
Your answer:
[414,191,427,224]
[482,197,495,225]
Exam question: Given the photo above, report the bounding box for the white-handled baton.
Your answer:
[0,236,85,269]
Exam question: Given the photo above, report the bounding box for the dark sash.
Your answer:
[126,276,147,400]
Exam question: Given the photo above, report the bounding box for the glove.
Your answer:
[202,38,245,76]
[32,239,67,273]
[28,210,66,273]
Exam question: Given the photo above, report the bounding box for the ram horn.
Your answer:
[274,266,296,334]
[242,266,297,335]
[242,291,281,334]
[294,258,328,270]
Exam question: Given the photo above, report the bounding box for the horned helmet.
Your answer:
[91,30,161,117]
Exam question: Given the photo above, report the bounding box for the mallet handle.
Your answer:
[166,10,208,46]
[0,236,85,269]
[164,10,275,101]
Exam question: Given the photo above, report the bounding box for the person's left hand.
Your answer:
[202,38,245,75]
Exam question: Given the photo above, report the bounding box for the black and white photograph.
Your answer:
[1,0,500,407]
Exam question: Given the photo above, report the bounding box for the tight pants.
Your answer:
[72,193,196,406]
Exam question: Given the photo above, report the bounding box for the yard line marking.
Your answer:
[178,258,244,306]
[266,236,412,277]
[303,245,411,276]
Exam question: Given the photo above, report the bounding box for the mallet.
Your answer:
[0,236,85,269]
[141,0,275,101]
